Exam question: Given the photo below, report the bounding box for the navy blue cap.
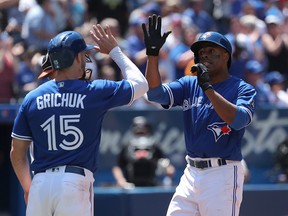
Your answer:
[245,60,264,74]
[142,2,160,15]
[265,71,286,85]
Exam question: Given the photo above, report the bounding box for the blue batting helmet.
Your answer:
[190,31,232,68]
[48,31,94,70]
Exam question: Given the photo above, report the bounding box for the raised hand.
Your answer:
[191,63,213,91]
[142,14,171,56]
[90,24,118,54]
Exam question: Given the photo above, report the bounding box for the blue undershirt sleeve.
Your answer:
[147,85,170,105]
[230,106,251,130]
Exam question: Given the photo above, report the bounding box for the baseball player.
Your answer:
[10,24,148,216]
[142,15,256,216]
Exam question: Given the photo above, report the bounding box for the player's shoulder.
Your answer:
[25,80,52,96]
[229,75,256,94]
[89,79,119,88]
[164,75,197,91]
[90,78,130,89]
[176,75,197,84]
[229,75,253,87]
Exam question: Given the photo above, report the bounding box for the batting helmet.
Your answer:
[190,31,232,68]
[38,53,54,79]
[48,31,94,70]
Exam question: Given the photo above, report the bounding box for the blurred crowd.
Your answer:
[1,0,288,108]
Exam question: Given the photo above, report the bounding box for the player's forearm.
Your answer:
[10,141,32,194]
[109,46,148,99]
[205,89,237,124]
[11,158,32,193]
[145,56,162,88]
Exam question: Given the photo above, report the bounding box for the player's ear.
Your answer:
[223,51,229,64]
[75,53,81,63]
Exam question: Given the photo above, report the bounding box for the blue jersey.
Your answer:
[163,75,255,160]
[12,79,133,173]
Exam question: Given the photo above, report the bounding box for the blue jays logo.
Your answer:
[208,122,231,142]
[201,32,211,39]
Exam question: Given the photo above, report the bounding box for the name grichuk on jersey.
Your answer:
[12,79,133,173]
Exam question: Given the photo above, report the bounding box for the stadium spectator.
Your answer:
[66,0,87,28]
[86,0,129,36]
[21,0,58,54]
[239,14,266,64]
[244,59,274,107]
[14,47,39,100]
[0,31,16,103]
[261,14,288,77]
[0,0,19,32]
[165,13,196,79]
[95,17,129,81]
[183,0,216,34]
[3,0,26,44]
[226,16,251,79]
[125,8,147,75]
[172,26,197,79]
[265,71,288,107]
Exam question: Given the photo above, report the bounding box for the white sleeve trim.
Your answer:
[163,84,174,109]
[109,47,148,101]
[240,106,253,126]
[11,132,33,141]
[126,80,134,106]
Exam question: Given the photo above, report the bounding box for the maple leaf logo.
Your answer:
[208,122,232,142]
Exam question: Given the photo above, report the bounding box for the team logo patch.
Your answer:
[58,82,64,88]
[201,32,211,40]
[208,122,231,142]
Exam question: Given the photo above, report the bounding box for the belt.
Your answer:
[187,158,227,169]
[34,165,85,176]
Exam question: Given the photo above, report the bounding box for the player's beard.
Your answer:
[79,56,87,80]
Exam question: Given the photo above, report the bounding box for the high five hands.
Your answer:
[142,14,171,56]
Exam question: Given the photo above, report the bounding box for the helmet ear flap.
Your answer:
[49,48,75,70]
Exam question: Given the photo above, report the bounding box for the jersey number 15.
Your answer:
[40,114,84,151]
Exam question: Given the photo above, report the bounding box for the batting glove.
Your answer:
[191,63,213,91]
[142,14,171,56]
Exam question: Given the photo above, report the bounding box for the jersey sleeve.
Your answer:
[235,82,257,125]
[90,79,134,108]
[162,76,198,109]
[109,47,148,101]
[11,99,33,141]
